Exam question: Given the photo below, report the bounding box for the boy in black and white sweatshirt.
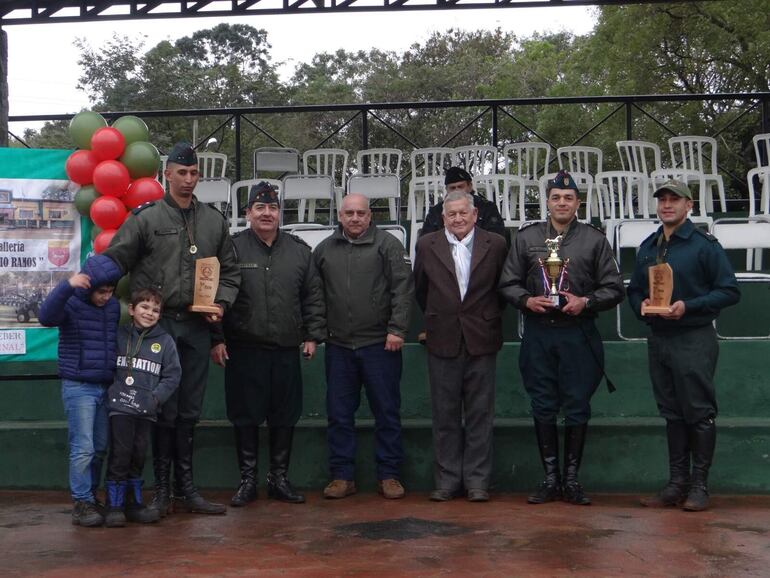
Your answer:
[104,288,181,527]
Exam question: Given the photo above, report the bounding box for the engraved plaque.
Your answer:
[641,262,673,316]
[189,256,221,314]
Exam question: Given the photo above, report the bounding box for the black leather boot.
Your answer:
[641,420,690,507]
[527,420,562,504]
[267,427,305,504]
[231,426,259,507]
[683,418,716,512]
[563,423,591,505]
[173,423,227,515]
[149,425,174,517]
[125,479,160,523]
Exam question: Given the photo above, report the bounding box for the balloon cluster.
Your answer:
[66,111,164,254]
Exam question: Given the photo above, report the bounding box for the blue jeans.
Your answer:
[61,380,109,502]
[325,342,403,481]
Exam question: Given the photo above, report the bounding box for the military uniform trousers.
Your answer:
[427,343,497,492]
[519,317,603,426]
[224,345,303,427]
[159,314,212,427]
[648,324,718,424]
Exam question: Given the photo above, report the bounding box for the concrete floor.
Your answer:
[1,491,769,577]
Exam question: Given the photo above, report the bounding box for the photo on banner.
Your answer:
[0,148,90,361]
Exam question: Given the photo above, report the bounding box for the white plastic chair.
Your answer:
[710,217,770,339]
[748,167,770,216]
[229,178,282,234]
[557,146,604,219]
[473,174,532,226]
[751,134,770,215]
[614,218,661,341]
[454,145,498,200]
[303,149,349,214]
[355,148,403,221]
[503,142,552,184]
[197,152,227,179]
[616,140,663,217]
[347,173,401,224]
[280,223,335,251]
[281,174,335,225]
[407,176,444,222]
[408,148,454,220]
[253,147,300,178]
[667,136,726,214]
[596,171,650,245]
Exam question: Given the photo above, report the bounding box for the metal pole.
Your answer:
[361,109,369,172]
[0,27,8,147]
[625,102,632,140]
[234,113,241,182]
[492,104,498,149]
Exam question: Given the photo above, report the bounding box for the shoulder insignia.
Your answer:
[694,228,718,242]
[132,201,156,214]
[517,221,537,231]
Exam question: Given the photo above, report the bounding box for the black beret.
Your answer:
[546,170,579,193]
[444,166,473,185]
[167,142,198,166]
[247,181,280,206]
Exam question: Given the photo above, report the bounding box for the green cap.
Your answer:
[653,180,692,200]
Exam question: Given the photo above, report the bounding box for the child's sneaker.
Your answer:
[71,500,104,527]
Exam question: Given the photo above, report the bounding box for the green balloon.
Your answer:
[69,111,107,150]
[90,225,102,242]
[116,274,131,300]
[119,300,131,325]
[74,185,99,216]
[113,116,150,146]
[120,141,161,179]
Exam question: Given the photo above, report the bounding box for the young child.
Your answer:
[104,288,181,527]
[39,254,122,528]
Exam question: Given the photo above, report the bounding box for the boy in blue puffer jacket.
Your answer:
[39,253,122,528]
[103,287,181,527]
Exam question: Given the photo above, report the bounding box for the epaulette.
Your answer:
[694,228,718,242]
[231,228,247,239]
[586,222,605,235]
[288,232,312,249]
[517,221,538,232]
[132,201,156,214]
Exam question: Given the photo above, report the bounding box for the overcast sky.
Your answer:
[6,6,596,131]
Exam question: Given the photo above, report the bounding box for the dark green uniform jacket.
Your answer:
[213,228,326,348]
[627,219,740,331]
[313,223,414,349]
[104,193,240,314]
[499,219,624,322]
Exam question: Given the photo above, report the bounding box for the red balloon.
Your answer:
[93,160,130,198]
[90,196,128,230]
[123,177,165,209]
[90,127,126,161]
[65,150,99,185]
[93,229,117,254]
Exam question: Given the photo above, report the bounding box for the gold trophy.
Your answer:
[189,256,221,314]
[541,235,568,308]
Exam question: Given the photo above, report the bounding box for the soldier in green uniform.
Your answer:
[628,180,739,512]
[499,170,624,506]
[104,142,240,516]
[210,182,325,507]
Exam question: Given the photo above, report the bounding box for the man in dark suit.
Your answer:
[414,190,508,502]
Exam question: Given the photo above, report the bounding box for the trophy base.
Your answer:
[642,304,671,316]
[189,304,221,314]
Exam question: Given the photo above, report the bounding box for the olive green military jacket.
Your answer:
[313,224,414,350]
[104,193,240,314]
[213,228,326,348]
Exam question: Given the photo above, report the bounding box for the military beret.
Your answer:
[166,142,198,166]
[546,170,579,193]
[247,181,280,206]
[445,166,473,185]
[653,179,692,200]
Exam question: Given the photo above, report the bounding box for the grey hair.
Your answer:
[442,191,474,215]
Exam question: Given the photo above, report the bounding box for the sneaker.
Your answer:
[71,500,104,527]
[378,479,405,500]
[323,479,357,499]
[467,489,489,502]
[429,489,455,502]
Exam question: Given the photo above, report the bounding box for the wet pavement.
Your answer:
[1,491,769,577]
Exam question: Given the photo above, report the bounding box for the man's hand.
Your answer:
[303,340,317,360]
[210,343,228,367]
[68,273,91,290]
[384,333,405,352]
[203,303,224,324]
[559,291,588,316]
[525,295,557,314]
[658,300,686,320]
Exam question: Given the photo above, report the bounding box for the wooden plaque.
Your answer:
[189,257,221,314]
[642,262,673,316]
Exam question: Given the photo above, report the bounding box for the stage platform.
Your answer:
[2,490,769,577]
